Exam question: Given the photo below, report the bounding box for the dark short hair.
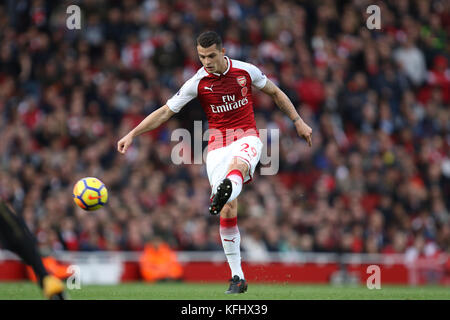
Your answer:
[196,31,222,49]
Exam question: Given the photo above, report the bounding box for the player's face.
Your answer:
[197,44,226,74]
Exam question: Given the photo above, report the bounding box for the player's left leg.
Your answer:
[209,157,248,215]
[0,201,66,300]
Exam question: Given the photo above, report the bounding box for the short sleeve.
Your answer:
[166,76,199,113]
[248,64,268,89]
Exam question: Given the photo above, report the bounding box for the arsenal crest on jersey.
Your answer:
[236,76,246,87]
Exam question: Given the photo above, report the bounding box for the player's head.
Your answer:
[196,31,226,74]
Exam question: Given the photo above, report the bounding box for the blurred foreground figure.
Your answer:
[0,201,67,300]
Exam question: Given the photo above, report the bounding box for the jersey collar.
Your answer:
[208,56,231,77]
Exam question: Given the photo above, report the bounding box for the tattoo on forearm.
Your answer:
[292,116,300,123]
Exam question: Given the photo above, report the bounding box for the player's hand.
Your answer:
[117,134,133,154]
[295,119,312,147]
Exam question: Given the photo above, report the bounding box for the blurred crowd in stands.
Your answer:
[0,0,449,261]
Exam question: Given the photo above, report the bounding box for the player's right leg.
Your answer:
[206,136,262,293]
[219,199,247,294]
[0,201,66,300]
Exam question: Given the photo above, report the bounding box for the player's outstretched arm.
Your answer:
[117,104,175,154]
[260,79,312,147]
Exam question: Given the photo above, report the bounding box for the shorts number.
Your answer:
[240,143,249,152]
[240,143,257,158]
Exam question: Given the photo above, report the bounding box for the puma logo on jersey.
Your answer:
[204,85,214,92]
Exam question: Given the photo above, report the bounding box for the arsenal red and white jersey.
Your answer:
[166,56,267,151]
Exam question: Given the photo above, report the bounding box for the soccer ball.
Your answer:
[72,177,108,211]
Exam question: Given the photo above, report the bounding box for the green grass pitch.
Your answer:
[0,281,449,300]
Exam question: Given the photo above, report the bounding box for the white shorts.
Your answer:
[206,135,263,198]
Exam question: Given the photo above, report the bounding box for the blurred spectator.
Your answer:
[241,228,270,262]
[393,36,427,87]
[139,237,183,282]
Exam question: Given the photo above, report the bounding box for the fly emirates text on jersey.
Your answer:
[210,95,249,113]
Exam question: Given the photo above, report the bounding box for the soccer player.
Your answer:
[0,201,66,299]
[117,31,312,294]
